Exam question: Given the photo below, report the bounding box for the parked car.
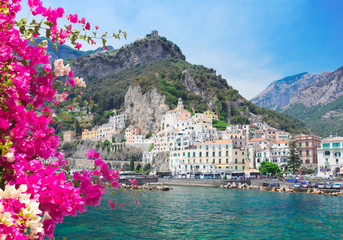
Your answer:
[294,183,301,189]
[317,182,326,189]
[302,181,311,188]
[333,183,342,189]
[285,178,298,183]
[325,182,334,189]
[269,183,280,188]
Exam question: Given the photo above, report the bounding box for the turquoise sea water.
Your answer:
[54,186,343,240]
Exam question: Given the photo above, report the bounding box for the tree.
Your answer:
[259,161,281,175]
[129,155,135,171]
[287,139,301,173]
[75,119,82,136]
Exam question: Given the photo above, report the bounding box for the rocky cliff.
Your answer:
[290,67,343,107]
[124,85,170,133]
[252,66,343,109]
[251,72,314,110]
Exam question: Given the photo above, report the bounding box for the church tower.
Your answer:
[177,98,184,109]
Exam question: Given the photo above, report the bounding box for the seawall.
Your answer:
[158,178,250,187]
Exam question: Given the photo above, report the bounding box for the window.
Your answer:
[213,152,215,157]
[242,152,244,155]
[235,159,237,164]
[193,152,195,157]
[299,151,302,156]
[206,152,209,157]
[299,142,302,147]
[305,160,310,164]
[193,159,195,163]
[306,142,309,147]
[226,151,228,156]
[199,152,202,157]
[333,143,340,148]
[242,159,245,164]
[213,159,215,164]
[306,150,309,156]
[235,166,238,170]
[183,152,185,156]
[219,159,221,164]
[324,151,330,156]
[188,159,190,163]
[206,159,209,163]
[188,152,190,157]
[200,159,202,163]
[235,151,237,155]
[335,152,341,157]
[219,151,221,157]
[322,143,330,149]
[336,159,339,164]
[242,166,245,171]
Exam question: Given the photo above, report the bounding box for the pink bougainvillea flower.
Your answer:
[79,17,86,24]
[68,70,74,77]
[85,22,91,30]
[130,179,137,186]
[95,26,99,30]
[69,14,78,23]
[135,200,140,205]
[75,42,82,50]
[0,117,9,130]
[111,181,120,188]
[68,78,75,87]
[120,203,124,207]
[108,200,117,209]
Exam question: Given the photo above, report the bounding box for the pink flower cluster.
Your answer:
[0,1,125,239]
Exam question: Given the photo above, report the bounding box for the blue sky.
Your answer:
[21,0,343,99]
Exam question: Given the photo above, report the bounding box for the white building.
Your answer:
[317,137,343,178]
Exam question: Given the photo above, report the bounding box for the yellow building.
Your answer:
[81,129,99,140]
[203,110,219,120]
[169,139,248,174]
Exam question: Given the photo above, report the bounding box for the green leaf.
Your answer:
[53,43,58,52]
[44,21,54,27]
[46,29,51,39]
[102,38,107,47]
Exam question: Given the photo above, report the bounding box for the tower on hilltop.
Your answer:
[177,98,184,109]
[151,30,158,37]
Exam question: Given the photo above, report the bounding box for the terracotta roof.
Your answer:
[275,139,289,144]
[322,137,343,142]
[204,139,233,144]
[249,138,266,142]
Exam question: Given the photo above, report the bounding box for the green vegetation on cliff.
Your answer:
[283,96,343,137]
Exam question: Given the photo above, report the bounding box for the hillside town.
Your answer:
[63,98,343,179]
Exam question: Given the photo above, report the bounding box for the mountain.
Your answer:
[251,66,343,137]
[53,32,310,135]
